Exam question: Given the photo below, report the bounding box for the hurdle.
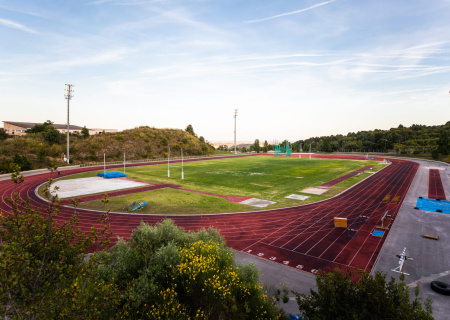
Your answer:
[347,228,358,238]
[376,210,390,230]
[391,247,413,275]
[359,215,369,224]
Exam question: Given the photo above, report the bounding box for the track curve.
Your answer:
[0,154,418,274]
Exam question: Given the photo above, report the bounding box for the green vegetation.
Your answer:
[68,156,381,214]
[100,219,285,319]
[292,121,450,161]
[0,173,119,319]
[294,268,434,320]
[1,171,287,319]
[0,124,214,170]
[78,188,247,215]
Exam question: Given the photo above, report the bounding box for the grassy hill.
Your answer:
[0,126,215,172]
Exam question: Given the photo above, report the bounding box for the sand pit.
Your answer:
[50,177,149,198]
[285,194,310,201]
[300,187,329,195]
[239,198,276,208]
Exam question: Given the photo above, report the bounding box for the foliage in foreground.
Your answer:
[0,180,119,319]
[99,219,284,319]
[293,268,434,320]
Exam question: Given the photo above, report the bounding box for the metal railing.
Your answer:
[79,154,239,168]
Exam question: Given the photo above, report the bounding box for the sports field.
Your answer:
[62,156,380,214]
[3,154,419,274]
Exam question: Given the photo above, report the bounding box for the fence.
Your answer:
[79,154,238,168]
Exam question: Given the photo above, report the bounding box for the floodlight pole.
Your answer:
[168,147,170,177]
[103,153,106,177]
[64,84,74,164]
[309,144,312,159]
[234,109,238,154]
[181,148,184,179]
[124,153,126,174]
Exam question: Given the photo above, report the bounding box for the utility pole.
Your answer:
[234,109,238,154]
[64,84,74,164]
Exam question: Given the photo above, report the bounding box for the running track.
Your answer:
[428,169,447,200]
[0,154,418,274]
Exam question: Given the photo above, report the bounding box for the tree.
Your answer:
[81,126,90,139]
[0,128,9,141]
[185,124,195,136]
[437,130,449,156]
[43,125,62,144]
[242,147,247,152]
[293,268,433,320]
[262,140,269,153]
[26,120,53,134]
[0,174,120,319]
[199,136,205,143]
[252,139,261,153]
[322,138,332,153]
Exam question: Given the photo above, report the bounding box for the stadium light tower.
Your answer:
[234,109,238,154]
[64,84,74,164]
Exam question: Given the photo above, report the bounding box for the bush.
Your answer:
[0,158,16,173]
[99,220,283,319]
[43,126,62,144]
[431,149,440,160]
[12,154,32,171]
[293,268,433,320]
[0,172,120,319]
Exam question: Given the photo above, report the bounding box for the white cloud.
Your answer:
[244,0,337,24]
[0,18,37,34]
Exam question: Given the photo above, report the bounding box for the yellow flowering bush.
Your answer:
[100,219,284,319]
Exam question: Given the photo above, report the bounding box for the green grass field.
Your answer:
[66,156,382,214]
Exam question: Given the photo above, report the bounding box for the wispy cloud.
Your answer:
[88,0,163,5]
[244,0,337,24]
[0,18,37,34]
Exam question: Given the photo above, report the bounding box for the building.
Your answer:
[2,121,117,136]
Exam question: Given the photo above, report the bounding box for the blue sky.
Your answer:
[1,0,449,142]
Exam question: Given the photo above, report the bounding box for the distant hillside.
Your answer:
[292,121,450,161]
[0,125,215,172]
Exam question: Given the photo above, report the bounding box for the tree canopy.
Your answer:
[25,120,54,134]
[0,128,8,141]
[293,122,450,155]
[185,124,196,136]
[293,268,433,320]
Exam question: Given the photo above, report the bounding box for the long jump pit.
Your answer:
[50,177,149,199]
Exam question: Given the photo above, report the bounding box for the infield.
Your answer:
[63,156,381,214]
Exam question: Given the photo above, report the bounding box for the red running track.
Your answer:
[0,154,418,274]
[319,166,373,188]
[428,169,446,200]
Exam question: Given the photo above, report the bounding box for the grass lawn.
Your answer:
[66,156,382,214]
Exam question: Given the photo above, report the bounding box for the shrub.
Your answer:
[293,268,433,320]
[12,154,32,171]
[0,171,120,319]
[43,126,62,144]
[99,220,283,319]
